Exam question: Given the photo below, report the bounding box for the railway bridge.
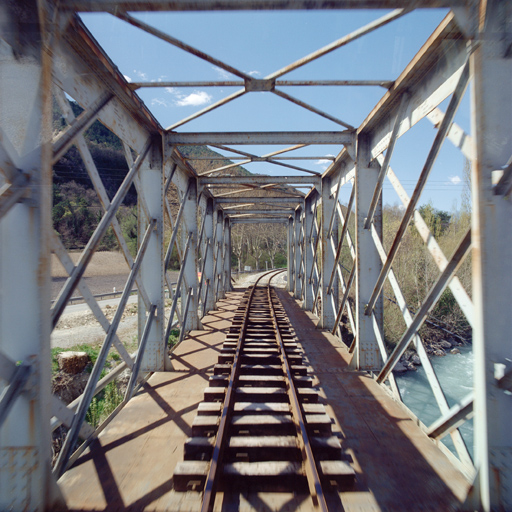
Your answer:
[0,1,511,510]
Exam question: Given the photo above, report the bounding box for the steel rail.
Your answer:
[200,269,284,512]
[267,277,329,511]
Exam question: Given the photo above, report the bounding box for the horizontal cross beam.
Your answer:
[223,209,294,216]
[166,131,354,145]
[200,176,319,185]
[66,1,465,11]
[231,217,289,224]
[214,196,303,204]
[131,80,393,89]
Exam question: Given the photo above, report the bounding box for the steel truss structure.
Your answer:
[0,1,510,510]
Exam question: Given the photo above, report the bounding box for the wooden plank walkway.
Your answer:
[57,289,470,511]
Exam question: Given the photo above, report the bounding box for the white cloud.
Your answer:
[133,69,148,80]
[123,75,132,83]
[165,87,177,95]
[175,91,212,107]
[448,175,462,185]
[151,98,171,107]
[248,70,261,76]
[314,155,335,171]
[212,66,231,79]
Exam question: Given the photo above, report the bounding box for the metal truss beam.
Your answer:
[360,13,467,160]
[166,131,354,145]
[469,1,512,508]
[427,393,474,440]
[365,57,470,316]
[225,210,293,217]
[131,80,394,89]
[200,176,319,186]
[215,196,303,204]
[232,217,288,224]
[66,1,465,12]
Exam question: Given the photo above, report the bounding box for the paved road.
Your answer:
[52,271,180,302]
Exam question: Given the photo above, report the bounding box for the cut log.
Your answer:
[57,351,89,374]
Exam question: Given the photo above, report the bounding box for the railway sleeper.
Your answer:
[183,435,344,462]
[196,401,326,416]
[208,374,314,388]
[212,363,309,376]
[174,459,355,492]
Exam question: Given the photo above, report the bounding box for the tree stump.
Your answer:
[57,351,89,374]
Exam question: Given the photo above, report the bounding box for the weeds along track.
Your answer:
[174,271,355,510]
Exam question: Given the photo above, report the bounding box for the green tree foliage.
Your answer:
[381,202,472,346]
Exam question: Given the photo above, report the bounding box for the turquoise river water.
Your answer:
[394,345,474,459]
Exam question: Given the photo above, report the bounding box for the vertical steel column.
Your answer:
[287,216,293,292]
[215,208,225,299]
[223,216,232,293]
[319,177,338,329]
[0,2,60,508]
[138,140,165,371]
[203,198,215,313]
[303,194,315,310]
[470,2,512,508]
[182,177,199,331]
[294,207,302,299]
[355,135,383,370]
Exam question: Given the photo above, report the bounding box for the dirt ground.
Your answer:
[51,251,179,301]
[51,271,285,349]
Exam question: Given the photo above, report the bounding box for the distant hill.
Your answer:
[178,145,252,177]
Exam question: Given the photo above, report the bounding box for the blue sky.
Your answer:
[80,8,470,212]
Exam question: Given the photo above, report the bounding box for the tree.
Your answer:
[264,224,286,268]
[232,224,247,272]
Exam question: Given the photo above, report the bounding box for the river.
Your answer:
[395,345,474,458]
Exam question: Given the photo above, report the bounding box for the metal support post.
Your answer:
[202,198,215,314]
[287,216,293,292]
[223,216,232,292]
[181,177,199,331]
[215,208,225,299]
[354,135,383,370]
[294,208,302,299]
[138,140,165,371]
[303,194,315,310]
[319,177,338,329]
[469,1,512,508]
[0,2,61,508]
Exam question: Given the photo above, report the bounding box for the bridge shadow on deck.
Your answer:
[275,289,470,512]
[58,289,470,511]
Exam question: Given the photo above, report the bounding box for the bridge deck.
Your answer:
[58,289,470,511]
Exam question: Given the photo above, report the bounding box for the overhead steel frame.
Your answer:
[0,1,510,511]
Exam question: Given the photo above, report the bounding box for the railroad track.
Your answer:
[174,271,355,510]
